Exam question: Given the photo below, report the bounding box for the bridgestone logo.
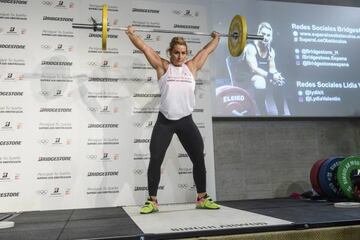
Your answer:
[132,8,159,13]
[43,16,73,22]
[134,186,164,191]
[0,44,25,49]
[87,171,119,177]
[133,49,143,54]
[0,0,27,4]
[0,92,23,96]
[174,24,200,29]
[133,93,160,97]
[134,139,150,143]
[178,168,192,174]
[88,124,119,128]
[133,49,160,54]
[40,108,72,112]
[89,33,117,38]
[0,141,21,145]
[89,77,119,82]
[41,61,73,66]
[0,192,19,197]
[133,154,149,160]
[38,157,71,161]
[178,153,189,158]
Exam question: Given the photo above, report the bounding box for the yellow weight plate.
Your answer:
[228,15,247,57]
[102,4,108,50]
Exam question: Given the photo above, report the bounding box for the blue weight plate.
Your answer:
[318,157,345,199]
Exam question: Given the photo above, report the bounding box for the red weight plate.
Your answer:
[215,85,256,116]
[310,159,327,196]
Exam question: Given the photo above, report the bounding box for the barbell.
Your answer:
[72,4,264,57]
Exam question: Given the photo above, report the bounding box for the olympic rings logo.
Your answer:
[87,155,97,160]
[177,184,188,189]
[41,44,51,50]
[133,169,144,175]
[38,139,49,144]
[39,91,50,96]
[133,123,142,127]
[37,190,48,195]
[42,1,53,6]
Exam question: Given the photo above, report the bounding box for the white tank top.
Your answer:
[158,63,195,120]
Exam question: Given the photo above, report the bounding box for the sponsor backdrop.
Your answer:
[0,0,215,211]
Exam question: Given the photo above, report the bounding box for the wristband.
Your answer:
[268,72,274,81]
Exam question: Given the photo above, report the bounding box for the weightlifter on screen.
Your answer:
[244,22,287,115]
[126,26,221,214]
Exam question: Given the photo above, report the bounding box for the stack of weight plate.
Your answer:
[310,156,360,207]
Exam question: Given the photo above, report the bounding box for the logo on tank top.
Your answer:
[167,66,194,83]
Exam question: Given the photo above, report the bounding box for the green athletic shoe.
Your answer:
[196,195,220,209]
[140,199,159,214]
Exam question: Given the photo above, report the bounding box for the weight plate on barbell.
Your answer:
[215,85,256,116]
[102,4,108,50]
[94,5,254,55]
[337,156,360,200]
[310,158,327,196]
[228,15,247,57]
[318,156,344,199]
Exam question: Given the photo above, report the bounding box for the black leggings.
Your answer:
[254,85,286,116]
[148,112,206,196]
[254,88,267,115]
[270,85,285,115]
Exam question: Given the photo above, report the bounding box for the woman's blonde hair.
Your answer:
[166,37,188,56]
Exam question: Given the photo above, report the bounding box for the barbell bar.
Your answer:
[72,4,264,56]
